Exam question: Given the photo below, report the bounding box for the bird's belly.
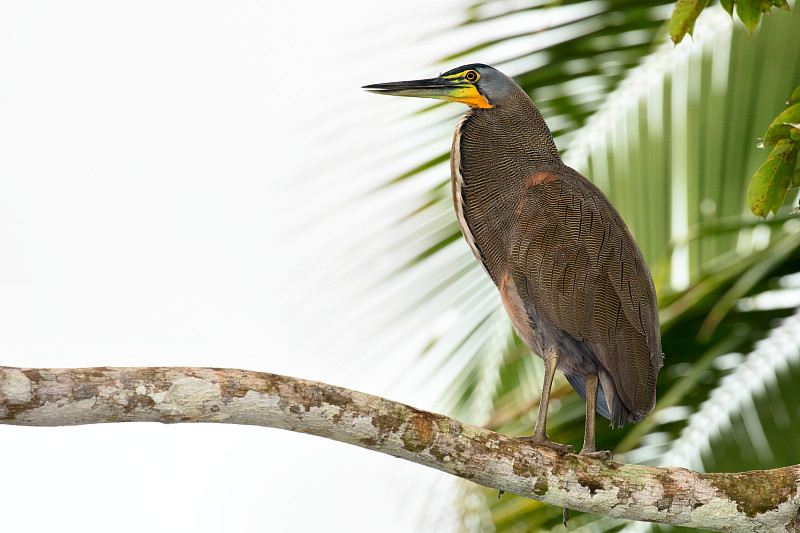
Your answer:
[498,274,601,377]
[498,274,542,355]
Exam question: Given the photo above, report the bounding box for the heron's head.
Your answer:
[363,63,518,109]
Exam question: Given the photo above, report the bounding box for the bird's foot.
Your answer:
[563,507,569,527]
[578,448,612,460]
[516,434,574,455]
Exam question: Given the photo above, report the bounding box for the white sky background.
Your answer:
[0,1,496,531]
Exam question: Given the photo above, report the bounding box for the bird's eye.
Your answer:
[465,70,478,82]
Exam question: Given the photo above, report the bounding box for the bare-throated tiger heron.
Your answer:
[363,64,663,461]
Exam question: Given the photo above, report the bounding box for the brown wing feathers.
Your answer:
[513,172,661,420]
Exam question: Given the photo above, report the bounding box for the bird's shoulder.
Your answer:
[514,164,626,265]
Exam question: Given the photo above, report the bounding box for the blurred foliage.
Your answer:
[669,0,790,44]
[358,0,800,531]
[747,86,800,218]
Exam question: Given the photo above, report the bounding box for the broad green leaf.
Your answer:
[669,0,709,44]
[792,166,800,188]
[768,137,798,159]
[748,157,781,216]
[792,86,800,103]
[737,0,763,32]
[747,140,798,217]
[721,0,734,16]
[764,103,800,143]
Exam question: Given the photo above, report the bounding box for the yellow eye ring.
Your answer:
[465,70,478,82]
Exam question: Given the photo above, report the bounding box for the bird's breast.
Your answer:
[450,112,526,284]
[451,114,489,276]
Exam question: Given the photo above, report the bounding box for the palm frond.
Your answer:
[645,307,800,470]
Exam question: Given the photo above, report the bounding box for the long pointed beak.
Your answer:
[362,77,465,100]
[362,76,492,108]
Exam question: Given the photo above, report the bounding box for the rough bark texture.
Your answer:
[1,366,798,531]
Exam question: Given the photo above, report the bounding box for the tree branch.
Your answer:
[1,366,797,531]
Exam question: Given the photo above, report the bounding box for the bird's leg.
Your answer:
[517,350,574,454]
[579,373,612,460]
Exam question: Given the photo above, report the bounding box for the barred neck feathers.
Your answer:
[450,94,562,283]
[467,89,561,165]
